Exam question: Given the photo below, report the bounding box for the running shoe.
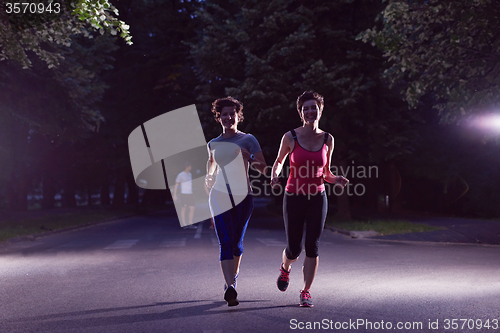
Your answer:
[299,289,313,307]
[277,263,290,291]
[224,285,239,306]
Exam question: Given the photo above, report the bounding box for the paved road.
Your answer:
[1,210,499,333]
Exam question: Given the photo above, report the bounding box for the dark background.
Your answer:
[1,0,499,220]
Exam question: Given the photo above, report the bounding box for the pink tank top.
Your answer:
[285,129,328,194]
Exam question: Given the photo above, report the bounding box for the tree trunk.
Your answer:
[62,177,77,207]
[5,120,29,211]
[41,176,55,209]
[7,169,29,210]
[126,173,139,207]
[112,169,126,208]
[389,162,402,213]
[100,179,111,206]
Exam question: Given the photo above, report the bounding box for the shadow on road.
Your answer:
[3,299,294,331]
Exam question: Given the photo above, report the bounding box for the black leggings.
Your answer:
[283,191,327,259]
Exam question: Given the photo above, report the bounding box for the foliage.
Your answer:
[0,32,118,209]
[100,0,200,153]
[72,0,132,42]
[94,0,201,207]
[188,0,426,221]
[358,0,500,123]
[0,33,117,140]
[190,0,416,164]
[0,0,131,69]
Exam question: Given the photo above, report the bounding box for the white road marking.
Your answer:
[256,238,287,246]
[104,239,139,250]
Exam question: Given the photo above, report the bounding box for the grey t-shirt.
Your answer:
[208,132,261,155]
[208,132,262,194]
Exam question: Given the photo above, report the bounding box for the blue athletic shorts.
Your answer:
[209,189,254,261]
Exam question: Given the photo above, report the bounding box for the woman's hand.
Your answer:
[205,174,215,188]
[271,177,281,189]
[334,175,349,187]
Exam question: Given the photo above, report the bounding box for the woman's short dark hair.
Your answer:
[296,91,325,114]
[211,96,244,122]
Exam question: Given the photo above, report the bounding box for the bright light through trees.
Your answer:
[466,113,500,135]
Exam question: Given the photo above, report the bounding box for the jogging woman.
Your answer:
[271,91,348,307]
[205,96,267,306]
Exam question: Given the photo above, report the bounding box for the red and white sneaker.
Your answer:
[277,263,290,291]
[299,289,313,307]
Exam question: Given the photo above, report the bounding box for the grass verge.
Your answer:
[0,208,136,243]
[326,218,444,236]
